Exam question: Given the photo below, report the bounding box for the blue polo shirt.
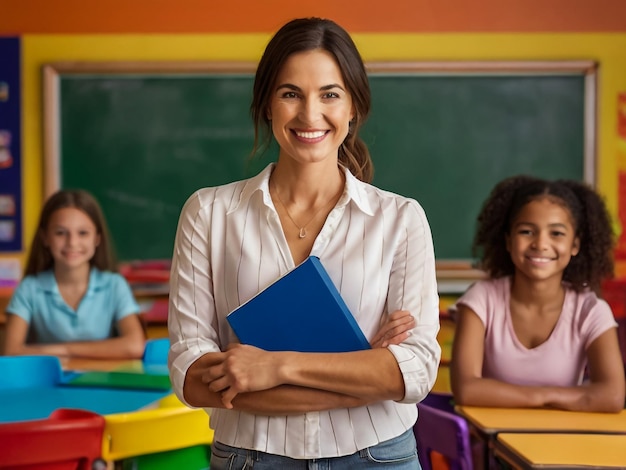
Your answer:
[6,268,140,344]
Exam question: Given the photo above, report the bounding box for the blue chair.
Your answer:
[0,355,63,389]
[414,392,473,470]
[143,338,170,366]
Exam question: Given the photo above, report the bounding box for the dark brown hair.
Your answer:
[250,17,374,182]
[24,189,117,276]
[473,175,614,292]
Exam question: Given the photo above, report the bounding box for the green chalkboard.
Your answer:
[49,63,593,262]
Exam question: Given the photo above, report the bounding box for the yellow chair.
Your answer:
[102,393,214,462]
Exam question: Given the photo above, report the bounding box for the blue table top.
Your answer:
[0,385,170,423]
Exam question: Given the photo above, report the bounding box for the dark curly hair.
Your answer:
[473,175,614,292]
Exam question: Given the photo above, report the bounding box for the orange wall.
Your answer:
[3,0,626,34]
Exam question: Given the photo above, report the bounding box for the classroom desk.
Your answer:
[456,406,626,469]
[62,357,145,372]
[66,358,212,466]
[0,356,211,466]
[456,406,626,436]
[0,357,171,424]
[0,384,170,424]
[493,433,626,469]
[102,393,213,463]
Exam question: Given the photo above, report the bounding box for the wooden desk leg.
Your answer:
[491,442,528,470]
[467,426,507,470]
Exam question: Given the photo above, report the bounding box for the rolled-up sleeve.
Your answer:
[386,199,441,403]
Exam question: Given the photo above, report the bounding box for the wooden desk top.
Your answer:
[62,357,144,372]
[456,406,626,435]
[495,433,626,469]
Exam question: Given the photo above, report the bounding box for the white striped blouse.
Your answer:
[168,163,441,459]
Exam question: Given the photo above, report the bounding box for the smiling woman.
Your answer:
[267,49,355,249]
[167,17,441,469]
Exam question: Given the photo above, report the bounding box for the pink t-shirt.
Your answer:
[455,277,617,387]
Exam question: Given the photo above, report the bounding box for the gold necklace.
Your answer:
[272,180,342,239]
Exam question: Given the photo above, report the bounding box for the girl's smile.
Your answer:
[506,198,580,282]
[42,207,100,271]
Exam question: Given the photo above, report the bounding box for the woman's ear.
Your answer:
[571,237,580,257]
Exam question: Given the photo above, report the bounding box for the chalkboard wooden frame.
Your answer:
[42,60,598,287]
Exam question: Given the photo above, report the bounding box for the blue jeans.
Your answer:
[210,428,421,469]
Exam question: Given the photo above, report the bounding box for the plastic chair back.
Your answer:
[0,408,106,469]
[422,391,456,413]
[143,337,170,366]
[0,355,63,389]
[414,393,473,470]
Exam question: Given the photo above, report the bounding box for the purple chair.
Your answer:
[414,393,473,470]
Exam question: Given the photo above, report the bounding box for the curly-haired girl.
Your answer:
[451,175,625,412]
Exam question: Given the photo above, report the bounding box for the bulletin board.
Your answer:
[0,37,22,253]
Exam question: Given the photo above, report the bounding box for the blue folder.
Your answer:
[227,256,370,353]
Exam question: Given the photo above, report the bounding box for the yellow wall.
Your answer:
[12,33,626,265]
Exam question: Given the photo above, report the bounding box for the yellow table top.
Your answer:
[103,393,213,461]
[456,406,626,435]
[59,358,212,461]
[495,433,626,469]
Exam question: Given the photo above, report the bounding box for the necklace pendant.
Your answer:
[298,227,307,239]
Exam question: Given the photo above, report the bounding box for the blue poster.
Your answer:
[0,37,21,251]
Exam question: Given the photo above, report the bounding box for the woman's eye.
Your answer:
[282,91,298,99]
[323,92,340,99]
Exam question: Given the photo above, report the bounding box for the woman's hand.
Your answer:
[201,343,284,409]
[199,310,416,409]
[370,310,415,348]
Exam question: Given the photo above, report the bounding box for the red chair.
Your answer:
[0,408,106,470]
